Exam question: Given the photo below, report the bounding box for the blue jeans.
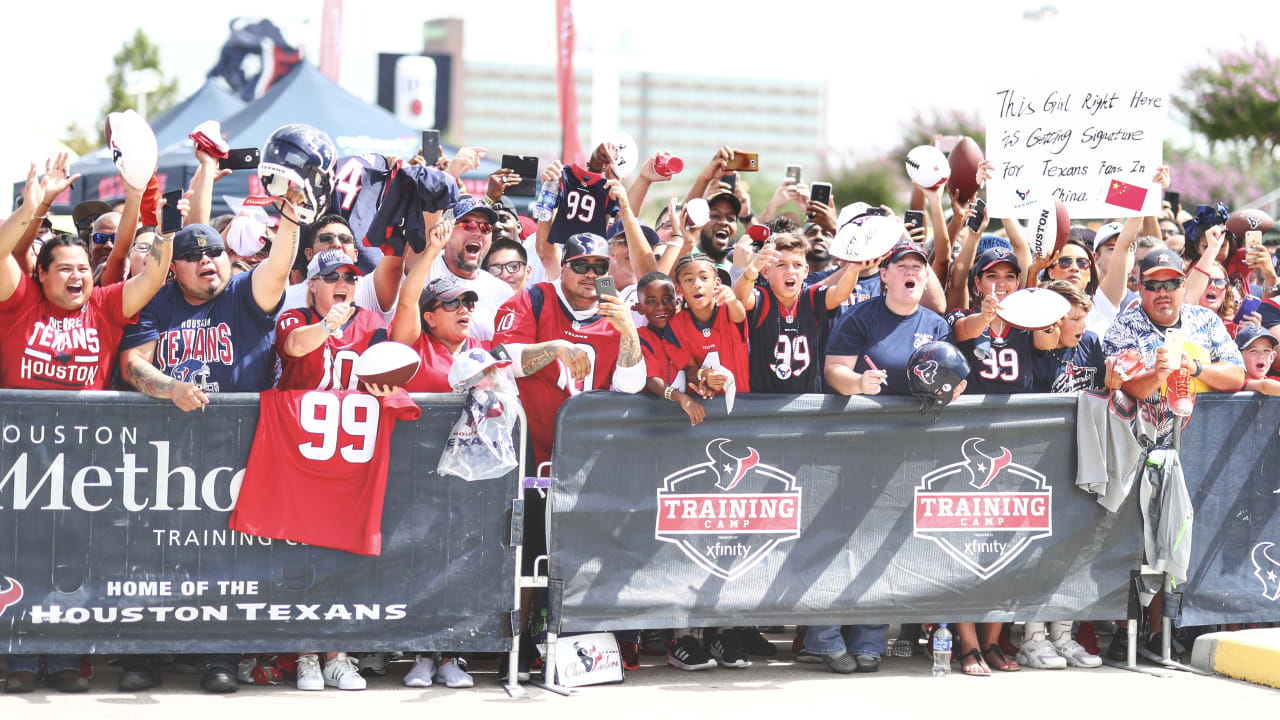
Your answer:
[7,654,79,674]
[803,625,888,658]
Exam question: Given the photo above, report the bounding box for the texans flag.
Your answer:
[1105,179,1147,212]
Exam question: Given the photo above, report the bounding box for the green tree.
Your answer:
[100,29,179,144]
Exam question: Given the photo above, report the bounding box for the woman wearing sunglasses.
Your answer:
[392,218,489,394]
[1041,237,1097,296]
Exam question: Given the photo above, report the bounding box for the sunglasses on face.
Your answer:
[318,271,359,284]
[91,232,116,244]
[1142,278,1184,292]
[1055,257,1090,269]
[316,232,355,246]
[457,219,491,234]
[177,247,224,263]
[131,243,151,254]
[1207,277,1228,288]
[567,259,609,276]
[431,298,476,312]
[487,260,527,276]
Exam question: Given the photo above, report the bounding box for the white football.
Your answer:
[830,215,906,263]
[904,145,950,189]
[355,341,421,388]
[106,110,158,190]
[611,131,639,179]
[996,287,1072,331]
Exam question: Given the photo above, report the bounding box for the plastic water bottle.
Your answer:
[931,623,952,676]
[533,179,558,221]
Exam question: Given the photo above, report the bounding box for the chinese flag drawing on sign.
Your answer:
[1105,179,1148,212]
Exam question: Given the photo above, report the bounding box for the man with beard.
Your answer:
[427,196,514,340]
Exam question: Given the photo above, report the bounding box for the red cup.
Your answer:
[654,152,684,178]
[747,224,771,244]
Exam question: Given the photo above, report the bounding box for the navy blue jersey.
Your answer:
[946,309,1037,395]
[119,269,282,393]
[747,284,833,393]
[1032,330,1106,393]
[330,154,393,241]
[826,296,952,396]
[548,164,619,245]
[1259,297,1280,330]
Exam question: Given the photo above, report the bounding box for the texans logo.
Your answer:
[0,576,23,616]
[1015,189,1031,201]
[1248,216,1261,229]
[707,438,760,492]
[111,141,122,164]
[961,437,1012,489]
[914,360,938,384]
[1251,542,1280,601]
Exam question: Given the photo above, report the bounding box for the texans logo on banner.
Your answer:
[655,438,802,580]
[0,576,22,617]
[913,438,1053,579]
[1251,542,1280,601]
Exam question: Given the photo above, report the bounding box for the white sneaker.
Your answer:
[1016,638,1067,669]
[1053,638,1103,668]
[357,652,387,676]
[322,653,366,690]
[296,653,324,690]
[434,659,474,688]
[404,655,435,688]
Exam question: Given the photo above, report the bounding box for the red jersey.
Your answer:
[668,303,751,393]
[403,333,488,393]
[493,282,623,464]
[0,275,134,390]
[275,306,388,390]
[638,324,693,385]
[230,389,421,556]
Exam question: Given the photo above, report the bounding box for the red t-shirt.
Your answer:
[667,303,751,393]
[275,307,389,390]
[229,389,421,556]
[0,275,134,390]
[493,282,622,464]
[638,324,693,385]
[402,333,489,393]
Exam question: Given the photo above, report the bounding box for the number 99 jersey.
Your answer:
[747,285,833,393]
[275,307,388,391]
[945,308,1036,395]
[547,164,620,246]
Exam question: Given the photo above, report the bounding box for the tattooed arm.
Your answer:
[121,225,173,317]
[252,189,303,313]
[519,340,586,378]
[121,342,209,411]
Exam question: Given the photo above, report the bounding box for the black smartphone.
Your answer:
[161,189,183,234]
[967,197,986,233]
[809,181,832,207]
[863,207,888,217]
[501,154,540,197]
[1164,190,1180,217]
[218,148,260,171]
[593,275,617,300]
[720,173,738,192]
[785,165,802,183]
[421,129,441,164]
[904,210,925,229]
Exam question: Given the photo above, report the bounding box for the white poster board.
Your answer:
[985,85,1167,219]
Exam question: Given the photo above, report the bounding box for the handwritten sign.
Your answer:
[985,85,1166,219]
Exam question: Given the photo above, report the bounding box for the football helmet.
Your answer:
[907,341,969,416]
[258,124,337,225]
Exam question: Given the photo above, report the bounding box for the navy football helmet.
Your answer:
[907,341,969,416]
[258,124,337,224]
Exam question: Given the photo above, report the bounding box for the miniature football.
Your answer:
[1028,199,1071,259]
[1225,209,1274,240]
[996,287,1071,331]
[106,109,158,191]
[947,137,985,204]
[355,341,421,389]
[904,145,950,190]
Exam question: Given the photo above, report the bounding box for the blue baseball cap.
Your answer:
[173,223,225,257]
[563,233,610,262]
[976,234,1012,255]
[974,246,1021,275]
[606,219,660,248]
[452,196,498,223]
[1235,324,1278,351]
[307,248,363,278]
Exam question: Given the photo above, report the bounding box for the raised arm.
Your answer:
[923,185,951,285]
[626,153,673,218]
[735,242,778,311]
[1097,216,1142,308]
[535,161,564,282]
[390,216,451,346]
[101,181,145,286]
[252,188,303,312]
[186,149,230,227]
[120,218,173,317]
[14,154,79,276]
[0,166,41,302]
[609,179,657,278]
[683,146,734,204]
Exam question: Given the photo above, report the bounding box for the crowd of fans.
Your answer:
[2,118,1277,694]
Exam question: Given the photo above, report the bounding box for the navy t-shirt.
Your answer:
[946,309,1037,395]
[825,296,952,396]
[120,269,282,392]
[1032,330,1106,393]
[1259,297,1280,330]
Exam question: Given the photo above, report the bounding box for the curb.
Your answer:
[1191,629,1280,689]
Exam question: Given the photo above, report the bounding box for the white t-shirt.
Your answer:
[429,254,515,341]
[279,273,396,325]
[1087,288,1140,339]
[524,235,548,284]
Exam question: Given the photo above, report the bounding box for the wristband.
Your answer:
[664,386,675,401]
[1192,264,1211,278]
[1192,359,1203,378]
[322,318,341,335]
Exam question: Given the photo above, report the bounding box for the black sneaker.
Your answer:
[821,651,858,674]
[704,627,750,669]
[667,633,717,671]
[1105,630,1130,662]
[735,626,779,657]
[498,636,535,683]
[641,629,670,656]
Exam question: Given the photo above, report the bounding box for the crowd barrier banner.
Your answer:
[1177,394,1280,625]
[550,393,1143,631]
[0,391,517,654]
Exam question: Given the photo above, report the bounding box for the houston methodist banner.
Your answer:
[1177,395,1280,625]
[550,393,1144,631]
[0,391,517,654]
